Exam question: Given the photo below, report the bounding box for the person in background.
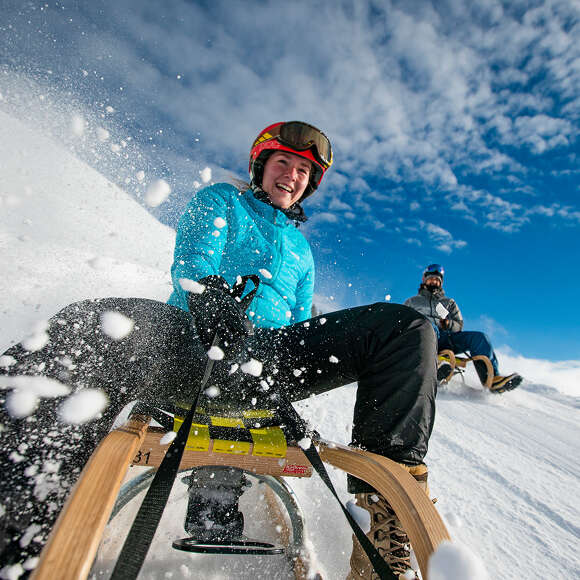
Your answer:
[404,264,522,393]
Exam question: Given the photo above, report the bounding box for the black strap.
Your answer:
[302,445,397,580]
[109,378,204,579]
[110,336,222,578]
[279,400,397,580]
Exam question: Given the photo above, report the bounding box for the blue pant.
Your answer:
[437,329,499,374]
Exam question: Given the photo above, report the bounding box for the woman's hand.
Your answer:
[187,276,253,358]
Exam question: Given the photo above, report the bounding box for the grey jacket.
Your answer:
[404,286,463,333]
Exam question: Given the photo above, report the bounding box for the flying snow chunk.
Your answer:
[298,437,311,450]
[70,114,86,137]
[329,355,339,363]
[1,562,25,580]
[100,311,135,340]
[136,170,145,182]
[96,127,110,142]
[241,359,263,377]
[319,318,327,325]
[0,355,16,368]
[19,524,42,548]
[385,294,391,301]
[214,217,226,229]
[58,389,108,424]
[5,390,39,419]
[145,179,171,207]
[259,268,273,279]
[23,558,38,572]
[0,375,70,398]
[200,167,212,183]
[204,385,220,398]
[207,346,225,360]
[20,321,50,352]
[179,278,205,294]
[346,500,371,533]
[160,431,177,445]
[428,540,488,580]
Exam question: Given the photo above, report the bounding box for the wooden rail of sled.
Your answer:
[32,417,311,580]
[318,440,451,580]
[438,349,494,389]
[438,349,456,367]
[437,349,456,383]
[33,418,449,580]
[136,426,313,477]
[31,415,150,580]
[263,482,311,579]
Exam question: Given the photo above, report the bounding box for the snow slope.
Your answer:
[1,108,579,580]
[0,109,174,352]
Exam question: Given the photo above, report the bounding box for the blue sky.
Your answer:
[1,0,579,361]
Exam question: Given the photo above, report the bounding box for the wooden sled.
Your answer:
[32,413,451,580]
[438,349,494,389]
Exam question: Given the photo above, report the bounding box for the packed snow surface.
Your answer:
[1,105,579,579]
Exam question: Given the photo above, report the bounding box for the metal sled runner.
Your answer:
[31,409,451,580]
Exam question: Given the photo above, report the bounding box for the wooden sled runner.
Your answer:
[437,349,494,389]
[32,411,451,580]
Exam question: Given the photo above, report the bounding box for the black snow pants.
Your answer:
[0,297,437,570]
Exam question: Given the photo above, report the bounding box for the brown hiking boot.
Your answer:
[346,464,428,579]
[490,373,522,393]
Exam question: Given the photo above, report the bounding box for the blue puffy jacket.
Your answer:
[167,183,315,328]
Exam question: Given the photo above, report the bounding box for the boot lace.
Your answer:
[371,500,412,575]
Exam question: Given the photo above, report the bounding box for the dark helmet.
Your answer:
[423,263,445,282]
[249,121,333,200]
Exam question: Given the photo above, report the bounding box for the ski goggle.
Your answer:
[424,264,444,278]
[254,121,333,170]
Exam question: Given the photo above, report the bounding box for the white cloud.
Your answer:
[421,221,467,252]
[2,0,579,238]
[328,198,353,211]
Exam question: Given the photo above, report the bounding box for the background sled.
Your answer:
[32,411,451,580]
[438,349,494,389]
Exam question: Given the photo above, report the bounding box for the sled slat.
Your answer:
[31,415,150,580]
[319,441,451,580]
[134,427,312,477]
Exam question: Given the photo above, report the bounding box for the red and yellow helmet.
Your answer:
[249,121,333,200]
